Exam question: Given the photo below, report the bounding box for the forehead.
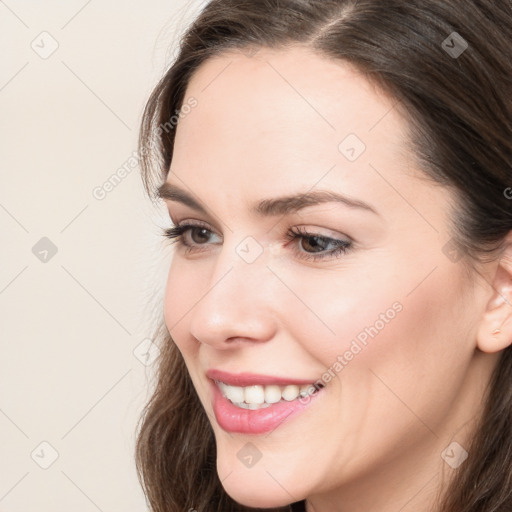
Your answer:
[170,46,416,209]
[179,45,403,142]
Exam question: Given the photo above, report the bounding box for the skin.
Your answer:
[160,46,512,512]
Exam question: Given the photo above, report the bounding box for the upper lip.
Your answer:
[206,369,319,387]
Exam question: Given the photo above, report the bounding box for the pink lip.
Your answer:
[206,369,319,387]
[207,371,324,435]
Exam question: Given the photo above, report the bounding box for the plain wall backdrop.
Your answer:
[0,1,206,510]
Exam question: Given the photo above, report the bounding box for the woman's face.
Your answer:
[161,47,495,509]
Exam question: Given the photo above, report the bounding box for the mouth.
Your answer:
[207,369,325,434]
[215,380,323,409]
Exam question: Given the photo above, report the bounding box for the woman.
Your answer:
[135,1,512,511]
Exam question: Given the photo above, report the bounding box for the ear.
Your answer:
[476,236,512,353]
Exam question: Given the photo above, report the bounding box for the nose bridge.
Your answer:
[188,237,277,345]
[213,233,275,298]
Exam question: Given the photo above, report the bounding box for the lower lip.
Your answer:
[210,380,321,434]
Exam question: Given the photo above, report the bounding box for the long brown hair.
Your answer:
[135,1,512,511]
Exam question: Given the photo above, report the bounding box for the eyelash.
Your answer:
[161,221,353,262]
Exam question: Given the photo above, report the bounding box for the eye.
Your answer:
[284,226,352,261]
[162,222,353,261]
[162,221,220,252]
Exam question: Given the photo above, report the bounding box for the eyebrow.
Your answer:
[157,182,379,217]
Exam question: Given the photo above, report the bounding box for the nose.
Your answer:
[188,245,278,348]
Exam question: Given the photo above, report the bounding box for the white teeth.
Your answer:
[218,381,229,396]
[224,384,244,403]
[244,385,265,404]
[216,380,321,409]
[282,384,300,401]
[264,385,282,404]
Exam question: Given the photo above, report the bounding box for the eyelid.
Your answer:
[168,207,355,243]
[167,212,224,235]
[169,218,350,243]
[290,224,352,241]
[170,217,220,233]
[287,225,352,243]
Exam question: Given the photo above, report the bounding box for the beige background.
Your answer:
[0,1,206,510]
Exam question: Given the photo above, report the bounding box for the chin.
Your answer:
[217,459,301,509]
[221,482,294,509]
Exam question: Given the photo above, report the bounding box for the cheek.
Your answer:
[281,251,472,434]
[284,243,464,368]
[325,262,472,444]
[269,256,409,368]
[163,261,197,354]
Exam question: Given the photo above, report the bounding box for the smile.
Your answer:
[207,369,325,434]
[215,380,322,409]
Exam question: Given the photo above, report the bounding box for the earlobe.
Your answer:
[476,241,512,353]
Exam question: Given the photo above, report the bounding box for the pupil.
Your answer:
[303,236,326,253]
[192,227,210,244]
